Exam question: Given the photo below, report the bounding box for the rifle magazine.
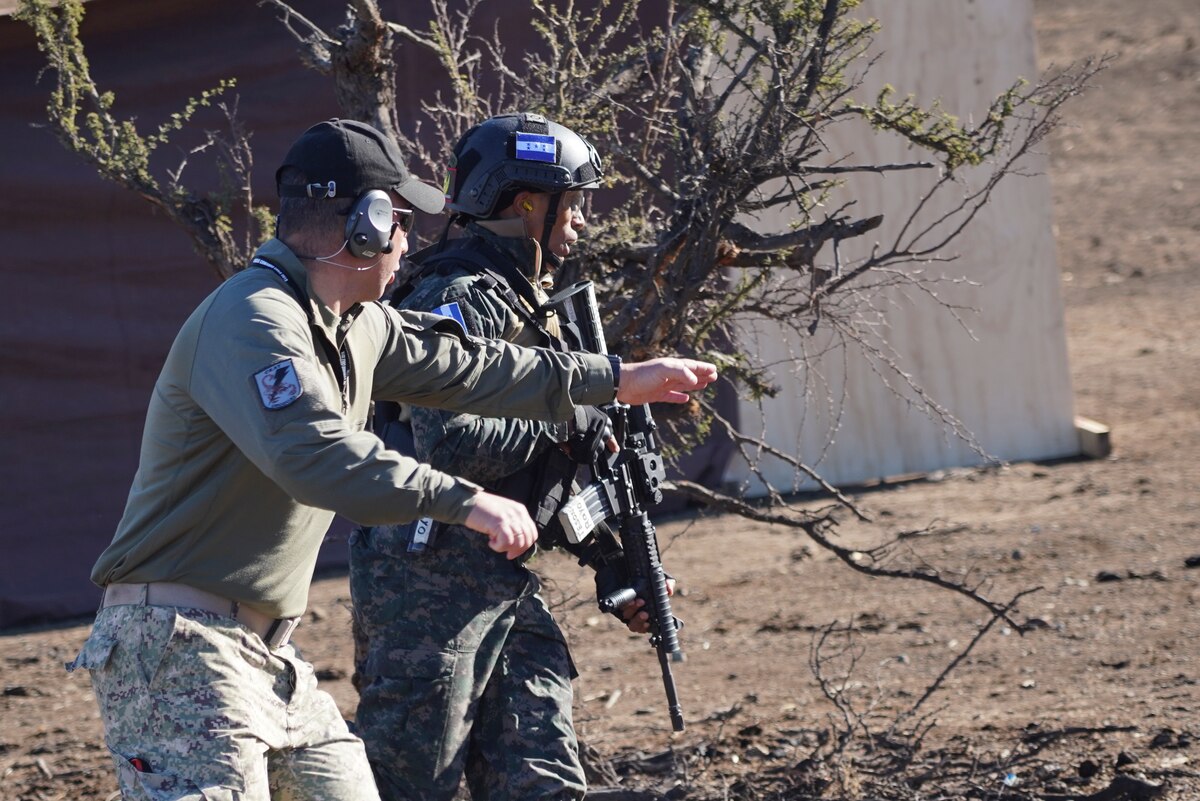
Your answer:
[558,482,615,543]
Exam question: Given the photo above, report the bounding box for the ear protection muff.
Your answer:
[345,189,395,259]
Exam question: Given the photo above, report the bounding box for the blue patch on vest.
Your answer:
[431,301,468,335]
[515,132,557,163]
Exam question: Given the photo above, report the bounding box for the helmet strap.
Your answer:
[541,191,564,270]
[435,217,457,252]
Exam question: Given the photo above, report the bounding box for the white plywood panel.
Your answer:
[725,0,1077,494]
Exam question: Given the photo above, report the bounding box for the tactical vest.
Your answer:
[380,236,578,547]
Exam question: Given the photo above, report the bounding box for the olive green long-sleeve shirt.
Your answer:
[91,239,614,618]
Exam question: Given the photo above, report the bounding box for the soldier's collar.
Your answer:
[465,221,545,285]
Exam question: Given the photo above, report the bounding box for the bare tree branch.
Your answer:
[18,0,270,279]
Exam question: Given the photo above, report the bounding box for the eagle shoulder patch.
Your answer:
[254,359,303,410]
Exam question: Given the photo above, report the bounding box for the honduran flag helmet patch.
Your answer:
[514,132,557,163]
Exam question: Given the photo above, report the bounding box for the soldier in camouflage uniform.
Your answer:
[66,118,715,801]
[350,113,670,801]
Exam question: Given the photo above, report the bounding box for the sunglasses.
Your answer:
[392,207,415,235]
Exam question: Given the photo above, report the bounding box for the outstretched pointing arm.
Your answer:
[617,358,719,406]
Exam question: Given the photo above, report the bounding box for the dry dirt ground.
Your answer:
[3,0,1198,799]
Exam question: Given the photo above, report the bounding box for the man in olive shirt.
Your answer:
[68,119,716,801]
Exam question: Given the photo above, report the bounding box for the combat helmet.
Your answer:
[444,112,603,220]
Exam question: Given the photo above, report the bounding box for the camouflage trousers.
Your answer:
[349,521,586,801]
[67,603,379,801]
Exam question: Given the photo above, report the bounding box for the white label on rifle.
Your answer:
[558,495,598,544]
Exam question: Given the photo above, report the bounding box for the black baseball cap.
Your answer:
[275,119,445,214]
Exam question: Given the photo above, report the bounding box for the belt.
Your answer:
[100,582,300,650]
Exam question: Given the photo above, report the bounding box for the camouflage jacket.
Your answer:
[393,223,570,488]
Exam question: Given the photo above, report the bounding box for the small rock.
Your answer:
[1104,775,1165,799]
[314,667,347,682]
[1096,570,1123,582]
[1138,569,1168,581]
[1115,751,1137,768]
[1184,555,1200,569]
[1078,759,1100,779]
[5,656,39,667]
[1150,729,1177,748]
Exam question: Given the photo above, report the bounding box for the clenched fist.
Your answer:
[464,492,538,559]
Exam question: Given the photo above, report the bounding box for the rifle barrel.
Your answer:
[658,647,686,731]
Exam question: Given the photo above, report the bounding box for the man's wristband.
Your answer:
[606,354,622,394]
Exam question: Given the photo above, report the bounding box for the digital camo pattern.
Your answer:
[350,524,585,801]
[68,604,379,801]
[352,227,585,800]
[400,230,563,489]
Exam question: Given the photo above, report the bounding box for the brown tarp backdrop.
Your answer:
[0,0,733,629]
[0,0,350,629]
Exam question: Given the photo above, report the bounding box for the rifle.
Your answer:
[547,281,686,732]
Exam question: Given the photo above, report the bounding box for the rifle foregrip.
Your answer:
[598,588,638,613]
